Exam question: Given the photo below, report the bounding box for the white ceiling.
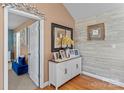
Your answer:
[8,4,124,29]
[64,3,124,21]
[8,12,31,30]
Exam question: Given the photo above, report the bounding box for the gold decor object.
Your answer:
[56,35,74,48]
[62,35,74,47]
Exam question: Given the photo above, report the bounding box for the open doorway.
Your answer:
[4,7,44,90]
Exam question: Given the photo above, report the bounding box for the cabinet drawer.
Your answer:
[56,62,71,86]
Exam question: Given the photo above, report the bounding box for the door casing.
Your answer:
[4,7,44,90]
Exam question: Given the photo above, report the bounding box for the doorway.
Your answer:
[4,7,44,90]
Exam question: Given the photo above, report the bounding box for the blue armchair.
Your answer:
[12,57,28,75]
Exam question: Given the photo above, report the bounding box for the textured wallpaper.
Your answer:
[75,7,124,84]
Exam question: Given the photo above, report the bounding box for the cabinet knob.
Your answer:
[76,64,78,69]
[65,68,67,74]
[28,53,31,55]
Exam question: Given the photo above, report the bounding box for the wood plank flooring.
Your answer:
[37,75,124,90]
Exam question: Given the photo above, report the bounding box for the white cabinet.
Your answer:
[49,57,82,89]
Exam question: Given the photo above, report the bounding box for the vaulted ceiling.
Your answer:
[8,3,124,30]
[64,3,124,21]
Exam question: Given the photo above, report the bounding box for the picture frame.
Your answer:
[59,50,66,59]
[69,49,75,58]
[87,23,105,40]
[73,49,80,57]
[53,52,60,61]
[51,23,73,52]
[65,49,70,58]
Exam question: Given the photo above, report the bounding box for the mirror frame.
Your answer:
[51,23,73,52]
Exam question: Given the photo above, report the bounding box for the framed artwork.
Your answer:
[20,28,28,47]
[65,30,72,47]
[87,23,105,40]
[51,23,73,52]
[54,27,66,48]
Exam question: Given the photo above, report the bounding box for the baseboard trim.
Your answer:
[43,81,49,88]
[82,71,124,87]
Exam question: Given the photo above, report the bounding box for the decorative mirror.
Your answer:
[51,23,73,52]
[1,3,44,18]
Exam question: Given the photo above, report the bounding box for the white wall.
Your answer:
[75,7,124,84]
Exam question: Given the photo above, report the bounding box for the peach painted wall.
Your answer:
[0,6,4,89]
[0,4,75,89]
[35,3,75,82]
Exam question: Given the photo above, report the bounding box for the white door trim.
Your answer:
[4,7,44,90]
[40,19,45,88]
[4,6,8,90]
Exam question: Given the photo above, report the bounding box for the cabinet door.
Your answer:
[56,62,71,86]
[71,58,81,76]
